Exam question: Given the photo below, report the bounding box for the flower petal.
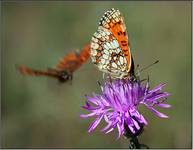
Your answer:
[101,122,112,132]
[80,112,96,118]
[128,125,135,133]
[100,96,110,106]
[156,103,171,108]
[148,106,169,118]
[146,92,170,102]
[149,83,166,93]
[132,118,140,130]
[139,114,148,125]
[82,102,99,110]
[88,114,104,132]
[116,123,122,139]
[105,128,114,134]
[85,95,99,105]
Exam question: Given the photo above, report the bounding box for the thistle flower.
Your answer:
[80,78,171,139]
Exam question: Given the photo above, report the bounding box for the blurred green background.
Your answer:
[1,1,191,148]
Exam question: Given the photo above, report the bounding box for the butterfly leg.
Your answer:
[102,73,106,80]
[140,75,150,83]
[97,80,103,90]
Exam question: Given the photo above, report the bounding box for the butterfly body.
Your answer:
[47,68,73,82]
[17,43,90,83]
[90,8,134,79]
[58,70,72,82]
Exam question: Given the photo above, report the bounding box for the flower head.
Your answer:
[80,78,170,139]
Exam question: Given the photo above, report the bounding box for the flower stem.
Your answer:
[129,136,149,149]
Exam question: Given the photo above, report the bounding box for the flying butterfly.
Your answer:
[17,43,90,83]
[90,8,135,79]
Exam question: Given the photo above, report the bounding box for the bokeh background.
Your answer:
[1,1,191,148]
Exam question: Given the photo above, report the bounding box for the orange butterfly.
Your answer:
[17,43,90,83]
[90,8,135,79]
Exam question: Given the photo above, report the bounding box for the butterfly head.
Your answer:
[58,70,72,82]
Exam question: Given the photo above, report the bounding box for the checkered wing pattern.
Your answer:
[90,8,132,78]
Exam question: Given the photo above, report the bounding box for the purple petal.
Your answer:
[82,105,98,110]
[130,113,148,125]
[149,83,166,93]
[101,122,112,132]
[144,81,149,95]
[105,128,114,134]
[125,117,133,127]
[104,114,109,122]
[100,96,110,106]
[80,112,96,118]
[85,95,99,105]
[117,125,121,139]
[156,103,171,108]
[82,102,99,110]
[128,125,135,133]
[116,123,122,139]
[88,114,104,132]
[148,106,169,118]
[146,92,170,102]
[139,114,148,125]
[132,118,140,130]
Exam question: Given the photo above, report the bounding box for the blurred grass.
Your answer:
[1,1,191,148]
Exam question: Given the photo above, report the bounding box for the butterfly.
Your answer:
[90,8,135,79]
[17,43,90,83]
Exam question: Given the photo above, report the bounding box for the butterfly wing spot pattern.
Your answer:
[90,8,134,79]
[17,43,90,83]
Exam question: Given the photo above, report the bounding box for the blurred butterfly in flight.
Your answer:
[17,43,90,83]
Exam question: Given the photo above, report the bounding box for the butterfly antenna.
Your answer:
[147,74,149,82]
[97,80,103,90]
[138,60,159,74]
[97,80,102,86]
[135,64,140,76]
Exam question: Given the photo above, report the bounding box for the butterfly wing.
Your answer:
[99,8,132,71]
[79,43,91,63]
[55,44,90,73]
[55,50,80,73]
[16,65,58,78]
[91,26,129,78]
[90,8,132,78]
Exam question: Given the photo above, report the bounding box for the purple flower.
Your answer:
[80,78,171,139]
